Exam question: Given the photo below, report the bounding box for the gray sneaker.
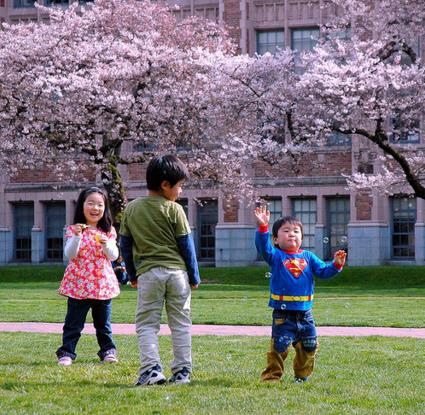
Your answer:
[168,367,191,385]
[135,364,166,386]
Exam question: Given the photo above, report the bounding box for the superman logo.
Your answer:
[283,258,307,278]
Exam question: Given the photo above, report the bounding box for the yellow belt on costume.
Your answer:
[270,294,314,302]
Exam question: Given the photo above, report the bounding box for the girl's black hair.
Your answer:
[146,154,189,191]
[272,216,304,238]
[73,186,113,233]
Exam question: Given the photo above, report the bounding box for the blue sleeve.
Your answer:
[119,235,137,282]
[176,234,201,286]
[309,252,341,279]
[255,230,275,266]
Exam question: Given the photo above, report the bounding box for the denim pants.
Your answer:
[261,309,318,380]
[135,267,192,374]
[56,297,116,360]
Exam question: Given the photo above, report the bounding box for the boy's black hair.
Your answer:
[146,154,189,191]
[73,186,113,233]
[272,216,304,238]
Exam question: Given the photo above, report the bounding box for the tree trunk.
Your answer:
[100,153,127,229]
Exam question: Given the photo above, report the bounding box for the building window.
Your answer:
[197,199,218,261]
[291,28,319,53]
[14,203,34,261]
[45,0,69,5]
[326,131,352,146]
[256,30,284,55]
[391,197,416,259]
[399,37,420,66]
[45,202,66,261]
[292,198,317,252]
[263,197,282,225]
[13,0,36,7]
[390,115,420,144]
[325,197,349,260]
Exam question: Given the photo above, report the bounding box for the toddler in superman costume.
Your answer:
[254,206,346,383]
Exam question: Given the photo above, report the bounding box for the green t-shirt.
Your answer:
[119,196,191,276]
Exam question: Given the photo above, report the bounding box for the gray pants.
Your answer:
[136,267,192,374]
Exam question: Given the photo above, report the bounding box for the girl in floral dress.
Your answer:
[56,187,120,366]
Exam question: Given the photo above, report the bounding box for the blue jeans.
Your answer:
[56,297,116,360]
[261,309,318,380]
[272,309,317,353]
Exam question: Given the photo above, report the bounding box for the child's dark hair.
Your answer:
[146,154,189,191]
[73,186,113,233]
[272,216,304,238]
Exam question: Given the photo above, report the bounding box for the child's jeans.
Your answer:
[56,297,116,360]
[261,308,318,381]
[135,267,192,374]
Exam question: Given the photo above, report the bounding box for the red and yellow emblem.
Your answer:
[283,258,307,278]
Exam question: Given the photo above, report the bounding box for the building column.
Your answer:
[31,200,44,263]
[314,195,326,259]
[0,227,13,264]
[415,198,425,265]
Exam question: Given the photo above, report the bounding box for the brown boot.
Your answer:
[261,341,289,381]
[293,341,318,380]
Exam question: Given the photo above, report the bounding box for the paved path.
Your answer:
[1,322,424,339]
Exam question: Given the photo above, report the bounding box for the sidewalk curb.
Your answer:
[1,322,424,339]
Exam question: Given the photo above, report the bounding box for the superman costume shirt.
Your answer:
[255,228,342,311]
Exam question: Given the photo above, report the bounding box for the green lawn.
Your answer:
[0,332,424,415]
[1,265,424,414]
[1,265,424,327]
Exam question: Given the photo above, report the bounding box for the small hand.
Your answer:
[254,205,271,226]
[334,250,347,267]
[71,224,85,236]
[191,284,199,290]
[95,234,108,245]
[130,281,138,289]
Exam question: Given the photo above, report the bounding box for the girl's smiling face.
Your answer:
[83,192,105,227]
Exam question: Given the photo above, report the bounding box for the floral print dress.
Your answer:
[59,226,120,300]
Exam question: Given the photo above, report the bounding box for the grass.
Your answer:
[1,265,424,414]
[1,265,425,327]
[0,332,424,415]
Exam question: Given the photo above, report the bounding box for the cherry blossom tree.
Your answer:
[221,0,425,199]
[0,0,259,220]
[295,0,425,198]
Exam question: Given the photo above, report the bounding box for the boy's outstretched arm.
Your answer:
[310,250,346,279]
[254,205,274,265]
[176,233,201,289]
[119,235,138,286]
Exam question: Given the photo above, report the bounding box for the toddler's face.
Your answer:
[273,222,302,252]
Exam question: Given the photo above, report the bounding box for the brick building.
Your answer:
[1,0,424,266]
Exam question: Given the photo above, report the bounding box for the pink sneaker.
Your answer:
[58,356,72,366]
[102,350,118,363]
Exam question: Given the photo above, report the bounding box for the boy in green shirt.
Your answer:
[120,155,200,386]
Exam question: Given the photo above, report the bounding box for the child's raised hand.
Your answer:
[334,250,347,267]
[71,224,85,236]
[254,205,271,226]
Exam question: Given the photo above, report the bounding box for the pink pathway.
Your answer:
[0,322,424,339]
